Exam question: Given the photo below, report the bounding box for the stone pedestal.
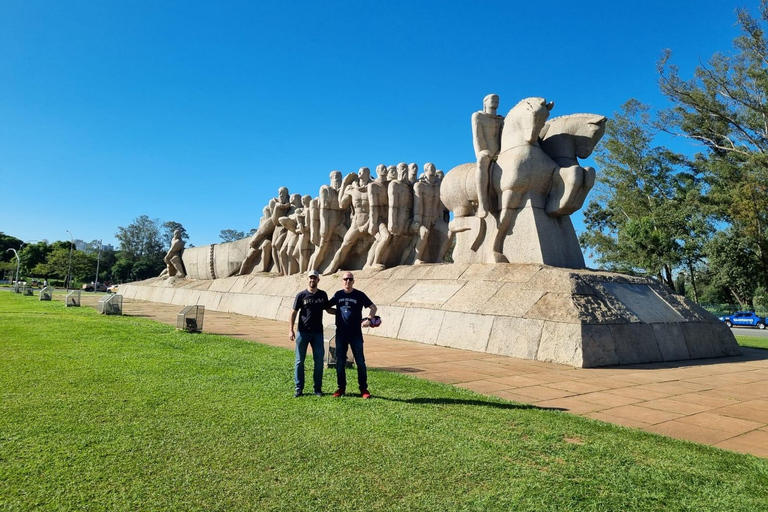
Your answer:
[121,263,740,368]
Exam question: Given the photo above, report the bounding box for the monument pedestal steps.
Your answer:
[120,263,739,368]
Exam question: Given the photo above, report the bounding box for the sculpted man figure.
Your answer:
[163,229,186,278]
[407,163,419,186]
[237,187,291,275]
[388,163,414,237]
[324,167,374,275]
[412,163,450,264]
[295,195,315,273]
[274,193,303,275]
[278,194,304,275]
[472,93,504,218]
[366,164,393,269]
[309,170,346,273]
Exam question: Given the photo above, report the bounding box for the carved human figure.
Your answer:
[407,163,419,186]
[412,163,450,264]
[472,93,504,218]
[236,187,292,275]
[388,163,414,238]
[366,164,393,269]
[324,167,374,275]
[163,229,186,278]
[275,194,303,275]
[277,194,304,275]
[295,195,315,273]
[309,171,346,272]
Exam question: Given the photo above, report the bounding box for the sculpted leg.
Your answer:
[371,224,392,268]
[492,190,522,263]
[169,255,185,278]
[414,225,430,264]
[476,151,492,218]
[324,230,360,276]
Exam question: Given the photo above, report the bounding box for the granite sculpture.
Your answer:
[442,96,606,268]
[161,229,186,278]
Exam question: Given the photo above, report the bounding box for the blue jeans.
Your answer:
[335,335,367,392]
[295,332,325,393]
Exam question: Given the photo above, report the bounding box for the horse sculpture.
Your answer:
[440,97,606,268]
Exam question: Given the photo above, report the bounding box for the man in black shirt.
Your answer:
[289,270,331,397]
[328,271,378,398]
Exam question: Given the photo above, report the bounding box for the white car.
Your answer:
[107,284,119,293]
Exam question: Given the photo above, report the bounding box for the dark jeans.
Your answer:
[295,331,325,393]
[335,334,367,391]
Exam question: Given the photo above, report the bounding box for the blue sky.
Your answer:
[0,0,748,257]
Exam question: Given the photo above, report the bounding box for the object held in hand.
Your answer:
[363,315,382,328]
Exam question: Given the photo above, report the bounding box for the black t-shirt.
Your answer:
[292,289,329,333]
[329,289,373,338]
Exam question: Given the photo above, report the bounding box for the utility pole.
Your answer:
[66,230,74,291]
[94,239,102,290]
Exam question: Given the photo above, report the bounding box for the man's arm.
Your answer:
[289,309,298,340]
[367,304,378,318]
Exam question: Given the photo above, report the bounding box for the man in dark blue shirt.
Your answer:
[328,271,378,398]
[289,270,331,397]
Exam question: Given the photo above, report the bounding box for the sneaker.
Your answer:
[294,391,303,398]
[332,389,345,398]
[361,389,371,399]
[314,391,323,397]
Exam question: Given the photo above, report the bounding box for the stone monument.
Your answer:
[132,93,738,368]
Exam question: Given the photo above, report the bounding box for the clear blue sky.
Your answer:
[0,0,747,255]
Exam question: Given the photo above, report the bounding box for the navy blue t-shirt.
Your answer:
[328,289,373,338]
[292,289,329,333]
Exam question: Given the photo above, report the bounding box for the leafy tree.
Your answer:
[219,229,245,242]
[116,215,164,259]
[161,221,189,249]
[658,1,768,287]
[580,100,713,289]
[705,229,762,308]
[0,232,23,263]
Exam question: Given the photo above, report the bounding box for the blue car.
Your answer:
[718,311,766,329]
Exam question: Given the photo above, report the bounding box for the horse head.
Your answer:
[501,97,554,150]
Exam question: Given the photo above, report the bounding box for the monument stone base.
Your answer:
[120,263,739,368]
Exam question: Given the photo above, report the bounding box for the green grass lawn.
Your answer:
[735,334,768,350]
[1,293,767,511]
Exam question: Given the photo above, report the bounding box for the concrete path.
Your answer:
[80,295,768,458]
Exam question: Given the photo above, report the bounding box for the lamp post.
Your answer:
[6,248,19,288]
[94,239,102,290]
[66,230,74,292]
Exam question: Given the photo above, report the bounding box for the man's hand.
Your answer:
[289,329,295,341]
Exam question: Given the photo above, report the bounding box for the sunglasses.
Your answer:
[342,277,354,282]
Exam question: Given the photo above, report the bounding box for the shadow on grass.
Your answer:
[374,395,558,411]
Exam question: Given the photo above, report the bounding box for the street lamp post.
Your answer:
[66,230,74,292]
[94,239,102,290]
[6,248,20,288]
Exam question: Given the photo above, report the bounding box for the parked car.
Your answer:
[718,311,766,329]
[82,282,108,292]
[107,284,119,293]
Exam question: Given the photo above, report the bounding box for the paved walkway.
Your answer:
[79,295,768,458]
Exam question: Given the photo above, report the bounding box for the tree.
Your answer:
[706,229,762,308]
[657,1,768,288]
[0,232,23,262]
[219,229,245,242]
[115,215,165,278]
[580,100,713,289]
[161,221,188,249]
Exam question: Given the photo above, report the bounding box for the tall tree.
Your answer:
[219,229,245,242]
[116,215,164,259]
[658,1,768,288]
[580,100,712,289]
[115,215,165,278]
